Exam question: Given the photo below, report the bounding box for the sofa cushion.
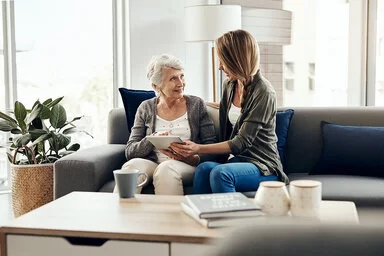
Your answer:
[276,109,294,168]
[288,173,384,207]
[119,88,156,132]
[311,122,384,177]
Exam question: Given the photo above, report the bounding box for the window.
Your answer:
[0,0,114,191]
[375,0,384,105]
[308,62,315,91]
[0,4,9,191]
[283,0,360,106]
[284,62,295,91]
[14,0,113,147]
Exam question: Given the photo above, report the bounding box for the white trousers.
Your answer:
[113,158,195,195]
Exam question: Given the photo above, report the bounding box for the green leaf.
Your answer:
[50,104,67,129]
[0,120,18,131]
[0,111,17,124]
[67,143,80,151]
[81,130,94,138]
[42,98,52,105]
[14,102,27,132]
[10,128,22,134]
[6,152,13,163]
[29,128,48,140]
[49,132,70,152]
[14,101,27,122]
[30,133,52,147]
[25,103,44,125]
[59,150,76,157]
[40,105,51,120]
[62,127,77,134]
[14,134,31,147]
[69,116,83,122]
[46,97,64,108]
[31,100,41,111]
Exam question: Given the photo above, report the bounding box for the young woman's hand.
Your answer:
[206,102,220,109]
[169,140,200,157]
[159,149,200,166]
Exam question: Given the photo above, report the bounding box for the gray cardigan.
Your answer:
[219,71,289,184]
[125,95,217,163]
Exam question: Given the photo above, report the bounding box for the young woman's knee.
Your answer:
[194,161,217,177]
[210,165,233,183]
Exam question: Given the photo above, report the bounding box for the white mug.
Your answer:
[254,181,290,216]
[289,180,322,218]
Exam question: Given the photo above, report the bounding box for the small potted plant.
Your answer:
[0,96,91,216]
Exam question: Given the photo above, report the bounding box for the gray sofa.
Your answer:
[54,106,384,208]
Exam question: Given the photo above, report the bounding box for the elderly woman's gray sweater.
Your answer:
[125,95,217,163]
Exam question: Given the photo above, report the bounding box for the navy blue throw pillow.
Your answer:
[276,109,294,168]
[311,122,384,177]
[119,88,156,132]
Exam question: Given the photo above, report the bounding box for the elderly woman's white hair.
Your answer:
[146,54,184,86]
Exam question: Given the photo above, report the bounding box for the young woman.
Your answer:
[171,30,289,193]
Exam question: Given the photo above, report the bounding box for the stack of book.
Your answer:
[181,192,264,228]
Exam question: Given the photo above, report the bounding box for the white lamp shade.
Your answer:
[242,7,292,45]
[185,5,242,42]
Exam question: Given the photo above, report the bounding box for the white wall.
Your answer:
[129,0,185,90]
[128,0,289,104]
[128,0,210,100]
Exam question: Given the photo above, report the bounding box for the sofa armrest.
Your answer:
[54,144,126,199]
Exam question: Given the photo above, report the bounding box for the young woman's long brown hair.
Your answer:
[215,29,260,106]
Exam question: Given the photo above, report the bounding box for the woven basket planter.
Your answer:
[11,163,54,217]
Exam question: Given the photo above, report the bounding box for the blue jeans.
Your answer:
[193,158,278,194]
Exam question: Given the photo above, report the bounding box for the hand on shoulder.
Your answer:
[206,102,220,109]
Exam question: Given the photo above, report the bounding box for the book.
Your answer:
[184,192,261,219]
[145,135,183,149]
[181,202,264,228]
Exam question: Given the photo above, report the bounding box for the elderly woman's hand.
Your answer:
[169,140,200,157]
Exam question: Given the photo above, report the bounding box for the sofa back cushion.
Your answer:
[275,109,294,167]
[283,107,384,174]
[310,122,384,177]
[119,88,156,132]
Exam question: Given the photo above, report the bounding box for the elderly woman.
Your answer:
[117,54,216,195]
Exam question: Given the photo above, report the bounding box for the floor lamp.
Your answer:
[242,7,292,45]
[185,5,241,102]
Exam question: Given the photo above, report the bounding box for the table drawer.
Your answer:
[7,234,169,256]
[171,242,215,256]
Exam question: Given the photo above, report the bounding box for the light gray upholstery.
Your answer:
[54,144,126,199]
[54,106,384,207]
[107,108,129,144]
[208,220,384,256]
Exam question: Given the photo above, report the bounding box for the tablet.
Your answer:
[146,135,184,149]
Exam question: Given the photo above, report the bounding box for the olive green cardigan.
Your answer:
[219,71,289,184]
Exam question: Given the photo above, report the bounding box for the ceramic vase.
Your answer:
[254,181,290,216]
[290,180,322,218]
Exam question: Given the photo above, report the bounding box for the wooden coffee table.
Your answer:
[0,192,359,256]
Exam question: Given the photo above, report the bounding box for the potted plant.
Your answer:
[0,96,90,216]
